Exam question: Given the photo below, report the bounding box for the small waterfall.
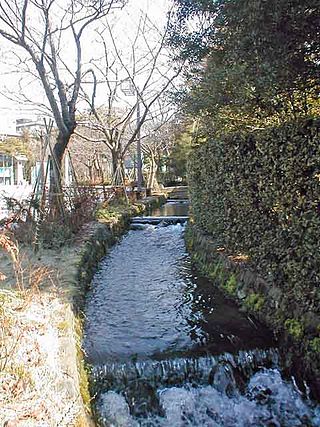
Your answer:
[92,348,279,394]
[93,348,320,426]
[84,202,320,426]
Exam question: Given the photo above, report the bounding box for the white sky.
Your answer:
[0,0,174,123]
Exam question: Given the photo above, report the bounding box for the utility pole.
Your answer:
[121,79,144,193]
[136,97,143,192]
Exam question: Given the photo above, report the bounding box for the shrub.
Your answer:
[188,118,320,321]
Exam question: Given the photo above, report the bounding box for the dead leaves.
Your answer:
[0,234,19,264]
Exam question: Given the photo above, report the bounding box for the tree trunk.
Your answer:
[48,131,70,218]
[94,153,104,184]
[148,155,159,190]
[88,165,93,184]
[111,148,125,185]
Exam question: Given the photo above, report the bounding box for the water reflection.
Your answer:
[84,223,272,364]
[152,200,189,217]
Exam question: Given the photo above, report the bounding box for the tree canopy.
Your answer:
[170,0,320,136]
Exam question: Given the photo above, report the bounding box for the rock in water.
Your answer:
[98,391,138,427]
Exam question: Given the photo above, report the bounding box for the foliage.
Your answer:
[0,138,31,157]
[177,0,320,386]
[4,189,101,250]
[207,262,223,282]
[39,222,74,249]
[166,122,193,183]
[38,191,102,249]
[74,316,92,415]
[309,338,320,354]
[284,319,304,340]
[95,198,144,224]
[245,293,265,312]
[223,274,237,296]
[170,0,320,136]
[188,118,320,322]
[172,0,320,82]
[0,232,23,290]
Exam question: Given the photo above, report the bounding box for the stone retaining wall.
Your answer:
[185,223,320,401]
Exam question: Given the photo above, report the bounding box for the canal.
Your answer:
[84,200,320,426]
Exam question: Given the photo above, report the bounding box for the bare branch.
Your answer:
[0,0,126,185]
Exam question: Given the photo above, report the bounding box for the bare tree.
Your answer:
[78,10,183,185]
[69,124,111,184]
[141,115,178,190]
[0,0,126,207]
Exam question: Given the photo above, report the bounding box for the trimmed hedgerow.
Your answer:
[188,118,320,322]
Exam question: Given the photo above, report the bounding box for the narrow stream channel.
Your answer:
[84,201,320,426]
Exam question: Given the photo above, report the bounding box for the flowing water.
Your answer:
[84,201,320,426]
[151,200,190,217]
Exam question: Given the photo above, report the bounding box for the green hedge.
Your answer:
[188,118,320,322]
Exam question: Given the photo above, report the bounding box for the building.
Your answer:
[16,116,46,135]
[0,153,28,185]
[0,111,19,138]
[0,110,49,186]
[0,110,48,139]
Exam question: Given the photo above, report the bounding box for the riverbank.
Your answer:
[0,246,89,426]
[0,193,166,426]
[185,223,320,401]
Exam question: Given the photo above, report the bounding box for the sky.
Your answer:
[0,0,174,126]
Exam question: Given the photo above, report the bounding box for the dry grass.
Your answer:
[0,232,83,426]
[0,291,80,426]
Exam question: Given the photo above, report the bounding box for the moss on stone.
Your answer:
[222,274,238,295]
[244,293,265,311]
[284,318,304,340]
[74,316,92,415]
[95,200,143,224]
[208,262,223,281]
[185,223,320,400]
[309,337,320,354]
[142,194,167,213]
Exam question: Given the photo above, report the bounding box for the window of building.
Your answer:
[0,154,12,168]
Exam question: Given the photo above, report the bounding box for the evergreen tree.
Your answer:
[170,0,320,134]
